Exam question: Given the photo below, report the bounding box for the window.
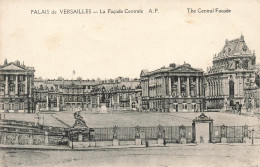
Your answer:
[229,80,234,96]
[10,75,14,81]
[191,104,196,110]
[9,84,15,92]
[9,103,14,110]
[182,103,187,110]
[132,102,136,108]
[0,76,4,81]
[0,103,4,110]
[19,85,24,93]
[0,85,4,94]
[19,76,24,81]
[19,103,24,110]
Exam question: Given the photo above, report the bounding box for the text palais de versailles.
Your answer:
[30,8,149,15]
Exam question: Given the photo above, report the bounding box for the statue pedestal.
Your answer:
[180,138,187,144]
[243,137,250,143]
[221,137,227,143]
[135,138,141,145]
[69,110,90,148]
[113,139,119,146]
[157,138,164,145]
[99,103,107,113]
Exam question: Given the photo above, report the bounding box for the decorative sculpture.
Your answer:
[158,125,164,138]
[135,125,140,139]
[113,126,118,139]
[72,110,87,128]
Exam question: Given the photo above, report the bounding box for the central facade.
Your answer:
[140,63,204,112]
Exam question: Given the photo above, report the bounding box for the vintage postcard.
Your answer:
[0,0,260,166]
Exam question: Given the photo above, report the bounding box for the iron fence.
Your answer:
[212,126,222,143]
[227,126,243,143]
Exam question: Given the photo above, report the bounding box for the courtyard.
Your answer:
[2,111,259,128]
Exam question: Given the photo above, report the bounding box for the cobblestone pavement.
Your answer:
[1,144,260,167]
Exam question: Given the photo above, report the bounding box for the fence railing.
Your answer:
[92,125,193,143]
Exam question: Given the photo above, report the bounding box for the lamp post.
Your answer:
[252,129,255,145]
[70,130,74,149]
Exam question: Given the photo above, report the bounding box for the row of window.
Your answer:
[0,103,24,110]
[0,75,27,81]
[0,85,26,93]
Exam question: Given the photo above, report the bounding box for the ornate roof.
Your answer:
[213,35,254,61]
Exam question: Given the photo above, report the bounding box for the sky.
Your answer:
[1,0,260,80]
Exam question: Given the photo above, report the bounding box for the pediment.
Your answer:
[140,69,149,77]
[170,65,201,73]
[1,64,25,71]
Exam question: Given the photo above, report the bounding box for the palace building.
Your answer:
[1,35,258,114]
[0,60,35,113]
[91,78,142,110]
[33,77,141,112]
[140,63,204,112]
[34,79,98,112]
[204,35,257,112]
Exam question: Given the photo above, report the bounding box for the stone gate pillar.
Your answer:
[192,113,213,144]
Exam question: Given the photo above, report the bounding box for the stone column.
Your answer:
[111,96,114,105]
[15,75,18,95]
[169,77,172,97]
[5,75,8,95]
[97,96,100,107]
[90,97,92,108]
[208,83,210,97]
[196,77,199,97]
[129,94,132,109]
[220,80,223,96]
[212,83,215,96]
[205,82,209,97]
[236,77,240,96]
[44,131,49,145]
[25,76,27,95]
[187,77,190,97]
[178,77,181,97]
[46,94,49,110]
[57,95,60,111]
[29,76,32,97]
[117,94,119,104]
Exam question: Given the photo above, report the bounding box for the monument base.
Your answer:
[135,138,141,145]
[180,138,187,144]
[221,137,227,143]
[99,103,107,113]
[113,139,119,146]
[157,138,164,145]
[243,137,250,143]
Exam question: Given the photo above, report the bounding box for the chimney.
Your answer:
[169,63,176,68]
[4,59,7,65]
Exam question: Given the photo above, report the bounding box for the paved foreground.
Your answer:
[1,144,260,167]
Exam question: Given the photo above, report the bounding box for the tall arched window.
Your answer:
[229,80,235,96]
[9,84,15,92]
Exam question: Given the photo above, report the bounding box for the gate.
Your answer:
[227,126,243,143]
